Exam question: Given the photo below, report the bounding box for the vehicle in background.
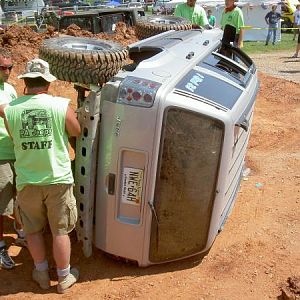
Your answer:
[152,0,173,15]
[280,0,296,32]
[1,10,42,31]
[127,2,144,9]
[58,7,145,33]
[3,11,19,22]
[2,0,45,16]
[57,0,91,9]
[47,0,90,7]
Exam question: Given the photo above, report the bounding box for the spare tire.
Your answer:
[135,16,192,40]
[39,37,128,85]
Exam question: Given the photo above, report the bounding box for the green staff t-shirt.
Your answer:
[220,7,244,33]
[175,3,209,27]
[4,94,74,191]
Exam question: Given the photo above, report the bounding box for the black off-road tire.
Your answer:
[135,16,192,40]
[39,37,128,85]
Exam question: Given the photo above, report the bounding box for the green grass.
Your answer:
[242,32,298,54]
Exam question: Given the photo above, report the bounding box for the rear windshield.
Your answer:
[149,108,224,262]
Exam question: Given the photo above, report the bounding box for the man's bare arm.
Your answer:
[4,117,12,139]
[0,104,6,118]
[0,104,13,138]
[238,29,244,48]
[65,106,81,137]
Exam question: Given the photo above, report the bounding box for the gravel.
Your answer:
[249,51,300,84]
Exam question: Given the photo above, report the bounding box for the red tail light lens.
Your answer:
[117,76,161,108]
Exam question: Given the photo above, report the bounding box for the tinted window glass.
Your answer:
[99,14,125,33]
[199,47,253,86]
[60,16,92,31]
[175,70,242,109]
[149,108,224,262]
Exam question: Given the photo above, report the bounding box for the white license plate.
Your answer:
[121,167,144,205]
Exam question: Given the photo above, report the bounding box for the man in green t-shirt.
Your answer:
[207,9,216,28]
[220,0,244,48]
[0,48,18,270]
[175,0,210,29]
[0,59,81,293]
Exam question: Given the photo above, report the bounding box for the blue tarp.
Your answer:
[105,0,121,5]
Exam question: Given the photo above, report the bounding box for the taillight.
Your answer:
[117,76,161,108]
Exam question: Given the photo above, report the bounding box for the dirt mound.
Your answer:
[0,25,58,64]
[61,22,138,46]
[280,277,300,300]
[94,22,138,46]
[1,23,137,97]
[0,22,136,67]
[60,24,94,38]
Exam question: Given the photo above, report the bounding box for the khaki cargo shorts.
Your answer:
[0,161,15,216]
[15,184,77,235]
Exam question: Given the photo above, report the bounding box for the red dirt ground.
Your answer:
[0,25,299,300]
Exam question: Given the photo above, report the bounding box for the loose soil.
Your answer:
[0,25,299,300]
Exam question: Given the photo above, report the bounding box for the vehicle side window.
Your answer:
[99,14,125,33]
[123,11,134,26]
[199,45,254,86]
[60,16,92,31]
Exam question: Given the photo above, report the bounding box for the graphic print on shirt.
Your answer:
[19,109,53,150]
[10,93,17,101]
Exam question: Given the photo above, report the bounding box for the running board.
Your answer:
[74,86,101,257]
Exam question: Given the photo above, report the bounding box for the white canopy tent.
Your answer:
[165,0,285,41]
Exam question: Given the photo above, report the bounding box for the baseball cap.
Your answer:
[18,58,56,82]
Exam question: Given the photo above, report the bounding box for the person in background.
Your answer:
[292,29,300,57]
[0,58,81,293]
[264,5,281,46]
[207,9,216,28]
[175,0,210,29]
[220,0,244,48]
[0,48,26,270]
[293,4,300,41]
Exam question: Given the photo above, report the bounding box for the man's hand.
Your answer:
[192,24,201,29]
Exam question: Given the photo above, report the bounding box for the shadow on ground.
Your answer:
[0,217,207,296]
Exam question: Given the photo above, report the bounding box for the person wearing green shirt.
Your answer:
[175,0,210,29]
[220,0,244,48]
[207,9,216,27]
[0,48,18,270]
[0,58,81,293]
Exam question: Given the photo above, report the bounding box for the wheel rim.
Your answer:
[61,42,111,51]
[147,16,188,24]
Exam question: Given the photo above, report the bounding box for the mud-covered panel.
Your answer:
[175,70,242,109]
[149,108,224,262]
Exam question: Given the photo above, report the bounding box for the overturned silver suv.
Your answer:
[40,28,259,266]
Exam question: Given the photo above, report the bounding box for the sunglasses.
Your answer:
[0,65,13,71]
